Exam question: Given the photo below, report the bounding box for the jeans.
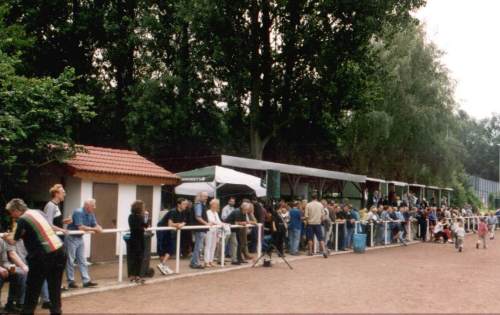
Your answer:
[23,249,66,315]
[65,236,90,284]
[191,232,206,266]
[15,267,27,304]
[41,280,50,302]
[288,228,301,254]
[346,228,354,248]
[0,272,19,305]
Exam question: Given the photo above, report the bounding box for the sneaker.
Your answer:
[41,302,51,310]
[157,264,167,275]
[83,281,98,288]
[189,264,204,269]
[164,266,174,275]
[322,251,328,258]
[67,282,78,289]
[459,247,462,252]
[231,261,241,265]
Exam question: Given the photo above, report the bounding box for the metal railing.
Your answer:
[58,224,262,282]
[53,215,492,282]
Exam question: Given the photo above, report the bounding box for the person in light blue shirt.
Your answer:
[65,199,102,288]
[288,202,302,255]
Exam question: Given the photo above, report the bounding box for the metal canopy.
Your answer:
[426,186,440,190]
[221,155,367,183]
[443,187,454,191]
[409,183,426,188]
[366,177,386,183]
[388,180,408,187]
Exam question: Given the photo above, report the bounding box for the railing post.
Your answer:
[257,223,262,259]
[175,229,181,274]
[220,227,225,267]
[335,222,339,252]
[370,222,374,247]
[408,220,412,242]
[426,219,430,242]
[118,231,123,283]
[384,221,388,245]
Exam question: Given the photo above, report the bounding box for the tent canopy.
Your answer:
[388,180,408,187]
[175,166,266,197]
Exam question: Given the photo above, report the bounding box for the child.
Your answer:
[477,217,488,249]
[455,220,465,252]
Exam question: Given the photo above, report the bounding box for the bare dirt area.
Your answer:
[62,233,500,313]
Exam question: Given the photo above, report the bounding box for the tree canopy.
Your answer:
[0,0,498,207]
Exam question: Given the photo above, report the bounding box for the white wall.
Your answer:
[115,184,137,255]
[63,177,82,217]
[151,185,162,253]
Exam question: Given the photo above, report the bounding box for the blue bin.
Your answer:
[353,234,367,253]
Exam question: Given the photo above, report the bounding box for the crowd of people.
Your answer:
[0,184,498,315]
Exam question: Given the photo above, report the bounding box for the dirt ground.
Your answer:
[62,233,500,313]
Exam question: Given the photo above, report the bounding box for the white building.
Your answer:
[26,145,179,261]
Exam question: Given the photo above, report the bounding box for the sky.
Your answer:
[416,0,499,119]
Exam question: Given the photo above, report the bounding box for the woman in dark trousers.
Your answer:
[128,200,148,283]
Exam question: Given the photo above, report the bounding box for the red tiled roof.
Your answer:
[64,145,179,181]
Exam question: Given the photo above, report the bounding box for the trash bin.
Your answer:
[124,232,155,278]
[353,234,367,253]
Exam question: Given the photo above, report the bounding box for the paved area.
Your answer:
[60,232,500,314]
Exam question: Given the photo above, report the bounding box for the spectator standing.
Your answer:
[225,202,255,264]
[344,205,355,248]
[288,202,302,255]
[204,199,222,267]
[43,184,68,233]
[4,199,66,315]
[156,198,187,275]
[221,197,237,221]
[127,200,148,283]
[190,192,209,269]
[65,199,102,288]
[304,193,328,258]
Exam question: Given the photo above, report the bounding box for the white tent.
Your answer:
[175,166,267,198]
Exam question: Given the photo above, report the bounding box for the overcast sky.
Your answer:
[416,0,499,119]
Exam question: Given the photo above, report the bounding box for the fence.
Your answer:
[59,216,488,283]
[60,224,262,283]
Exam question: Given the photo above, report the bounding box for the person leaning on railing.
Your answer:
[224,201,254,264]
[65,199,102,289]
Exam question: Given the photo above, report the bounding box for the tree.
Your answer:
[0,53,94,201]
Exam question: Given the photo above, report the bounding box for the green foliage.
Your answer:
[1,0,498,208]
[0,52,94,201]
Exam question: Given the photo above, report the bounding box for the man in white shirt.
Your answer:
[221,197,236,221]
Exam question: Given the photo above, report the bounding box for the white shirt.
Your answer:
[207,210,222,225]
[221,205,236,221]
